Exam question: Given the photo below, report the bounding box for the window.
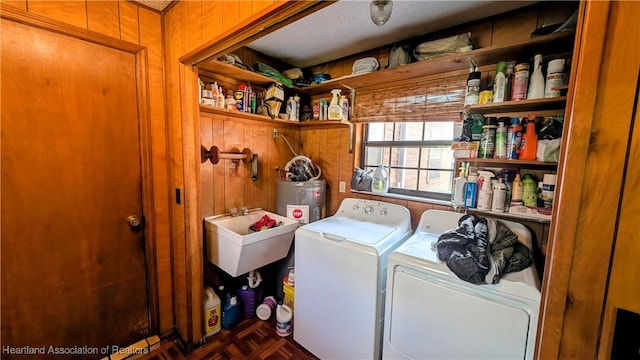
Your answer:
[362,122,455,201]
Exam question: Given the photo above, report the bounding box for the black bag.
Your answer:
[351,167,373,191]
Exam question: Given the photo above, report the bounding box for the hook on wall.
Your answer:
[201,146,253,165]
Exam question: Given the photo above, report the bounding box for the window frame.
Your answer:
[360,122,455,202]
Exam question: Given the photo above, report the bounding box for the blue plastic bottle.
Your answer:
[222,295,242,330]
[463,173,478,208]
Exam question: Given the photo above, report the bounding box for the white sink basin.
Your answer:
[204,210,299,277]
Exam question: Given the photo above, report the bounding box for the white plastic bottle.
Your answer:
[491,179,507,213]
[544,59,565,98]
[371,165,389,193]
[275,303,292,337]
[340,95,349,120]
[203,287,221,337]
[527,54,545,99]
[328,89,343,120]
[476,175,494,210]
[451,164,467,209]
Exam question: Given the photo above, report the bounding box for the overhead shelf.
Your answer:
[466,97,567,114]
[197,31,575,97]
[298,31,576,96]
[456,158,558,169]
[199,104,348,128]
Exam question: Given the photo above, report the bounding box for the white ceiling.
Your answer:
[247,0,536,68]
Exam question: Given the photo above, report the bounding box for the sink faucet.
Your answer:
[241,206,249,216]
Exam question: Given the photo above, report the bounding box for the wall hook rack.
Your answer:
[201,146,253,165]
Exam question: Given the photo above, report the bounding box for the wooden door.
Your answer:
[1,19,149,356]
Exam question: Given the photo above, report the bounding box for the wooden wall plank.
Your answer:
[201,1,222,43]
[2,0,27,11]
[223,121,246,211]
[212,116,226,215]
[200,116,214,217]
[492,5,537,46]
[222,0,239,32]
[239,0,252,23]
[242,122,255,210]
[187,0,201,51]
[251,125,270,211]
[27,0,88,29]
[252,0,272,15]
[119,0,139,44]
[87,0,119,39]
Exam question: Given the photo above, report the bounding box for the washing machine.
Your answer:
[383,210,541,360]
[294,198,412,360]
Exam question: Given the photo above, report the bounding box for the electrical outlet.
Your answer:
[339,181,346,193]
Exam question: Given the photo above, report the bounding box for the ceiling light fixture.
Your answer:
[370,0,393,26]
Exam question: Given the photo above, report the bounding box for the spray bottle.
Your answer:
[527,54,545,99]
[328,89,343,120]
[476,171,494,210]
[464,58,481,106]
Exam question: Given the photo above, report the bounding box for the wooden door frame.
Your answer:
[1,5,160,334]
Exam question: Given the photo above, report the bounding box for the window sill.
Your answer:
[350,190,453,208]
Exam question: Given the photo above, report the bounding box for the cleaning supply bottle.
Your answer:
[286,96,296,121]
[464,58,482,106]
[527,54,545,99]
[478,117,497,159]
[494,120,507,158]
[328,89,343,120]
[510,173,524,206]
[451,163,468,209]
[507,117,523,159]
[293,94,300,121]
[493,61,507,103]
[463,172,479,208]
[477,174,494,211]
[203,287,222,337]
[275,303,293,337]
[372,165,389,193]
[521,174,538,207]
[519,114,538,160]
[222,295,242,330]
[504,61,515,102]
[491,178,507,213]
[544,59,565,98]
[511,62,530,101]
[237,285,256,318]
[340,94,349,120]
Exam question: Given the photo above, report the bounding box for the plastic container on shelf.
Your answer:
[544,59,565,98]
[494,120,507,159]
[491,179,507,213]
[283,276,295,312]
[511,62,530,101]
[507,117,523,160]
[463,173,479,208]
[519,114,539,160]
[527,54,545,100]
[478,117,497,159]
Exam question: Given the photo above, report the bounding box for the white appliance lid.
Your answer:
[303,217,397,244]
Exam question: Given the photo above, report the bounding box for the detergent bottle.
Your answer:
[328,89,343,120]
[451,163,467,209]
[476,172,494,211]
[519,114,538,160]
[203,287,221,337]
[371,165,389,193]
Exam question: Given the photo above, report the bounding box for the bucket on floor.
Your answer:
[283,277,295,312]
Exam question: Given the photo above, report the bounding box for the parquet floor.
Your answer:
[141,317,318,360]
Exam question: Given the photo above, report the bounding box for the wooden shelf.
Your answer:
[199,104,348,128]
[456,157,558,169]
[466,97,567,114]
[298,31,575,96]
[467,208,551,224]
[198,61,288,88]
[197,31,575,97]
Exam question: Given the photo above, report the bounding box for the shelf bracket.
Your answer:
[341,84,356,153]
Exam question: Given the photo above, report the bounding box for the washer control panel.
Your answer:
[338,198,410,227]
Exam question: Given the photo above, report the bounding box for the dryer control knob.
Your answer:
[364,206,374,215]
[352,205,360,212]
[380,209,388,216]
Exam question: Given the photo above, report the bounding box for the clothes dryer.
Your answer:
[383,210,541,360]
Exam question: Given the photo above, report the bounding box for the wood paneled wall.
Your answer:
[1,0,172,335]
[200,114,299,217]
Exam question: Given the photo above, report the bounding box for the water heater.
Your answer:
[276,179,326,224]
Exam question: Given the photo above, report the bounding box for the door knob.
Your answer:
[127,215,143,230]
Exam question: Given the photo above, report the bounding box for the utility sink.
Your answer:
[204,210,299,277]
